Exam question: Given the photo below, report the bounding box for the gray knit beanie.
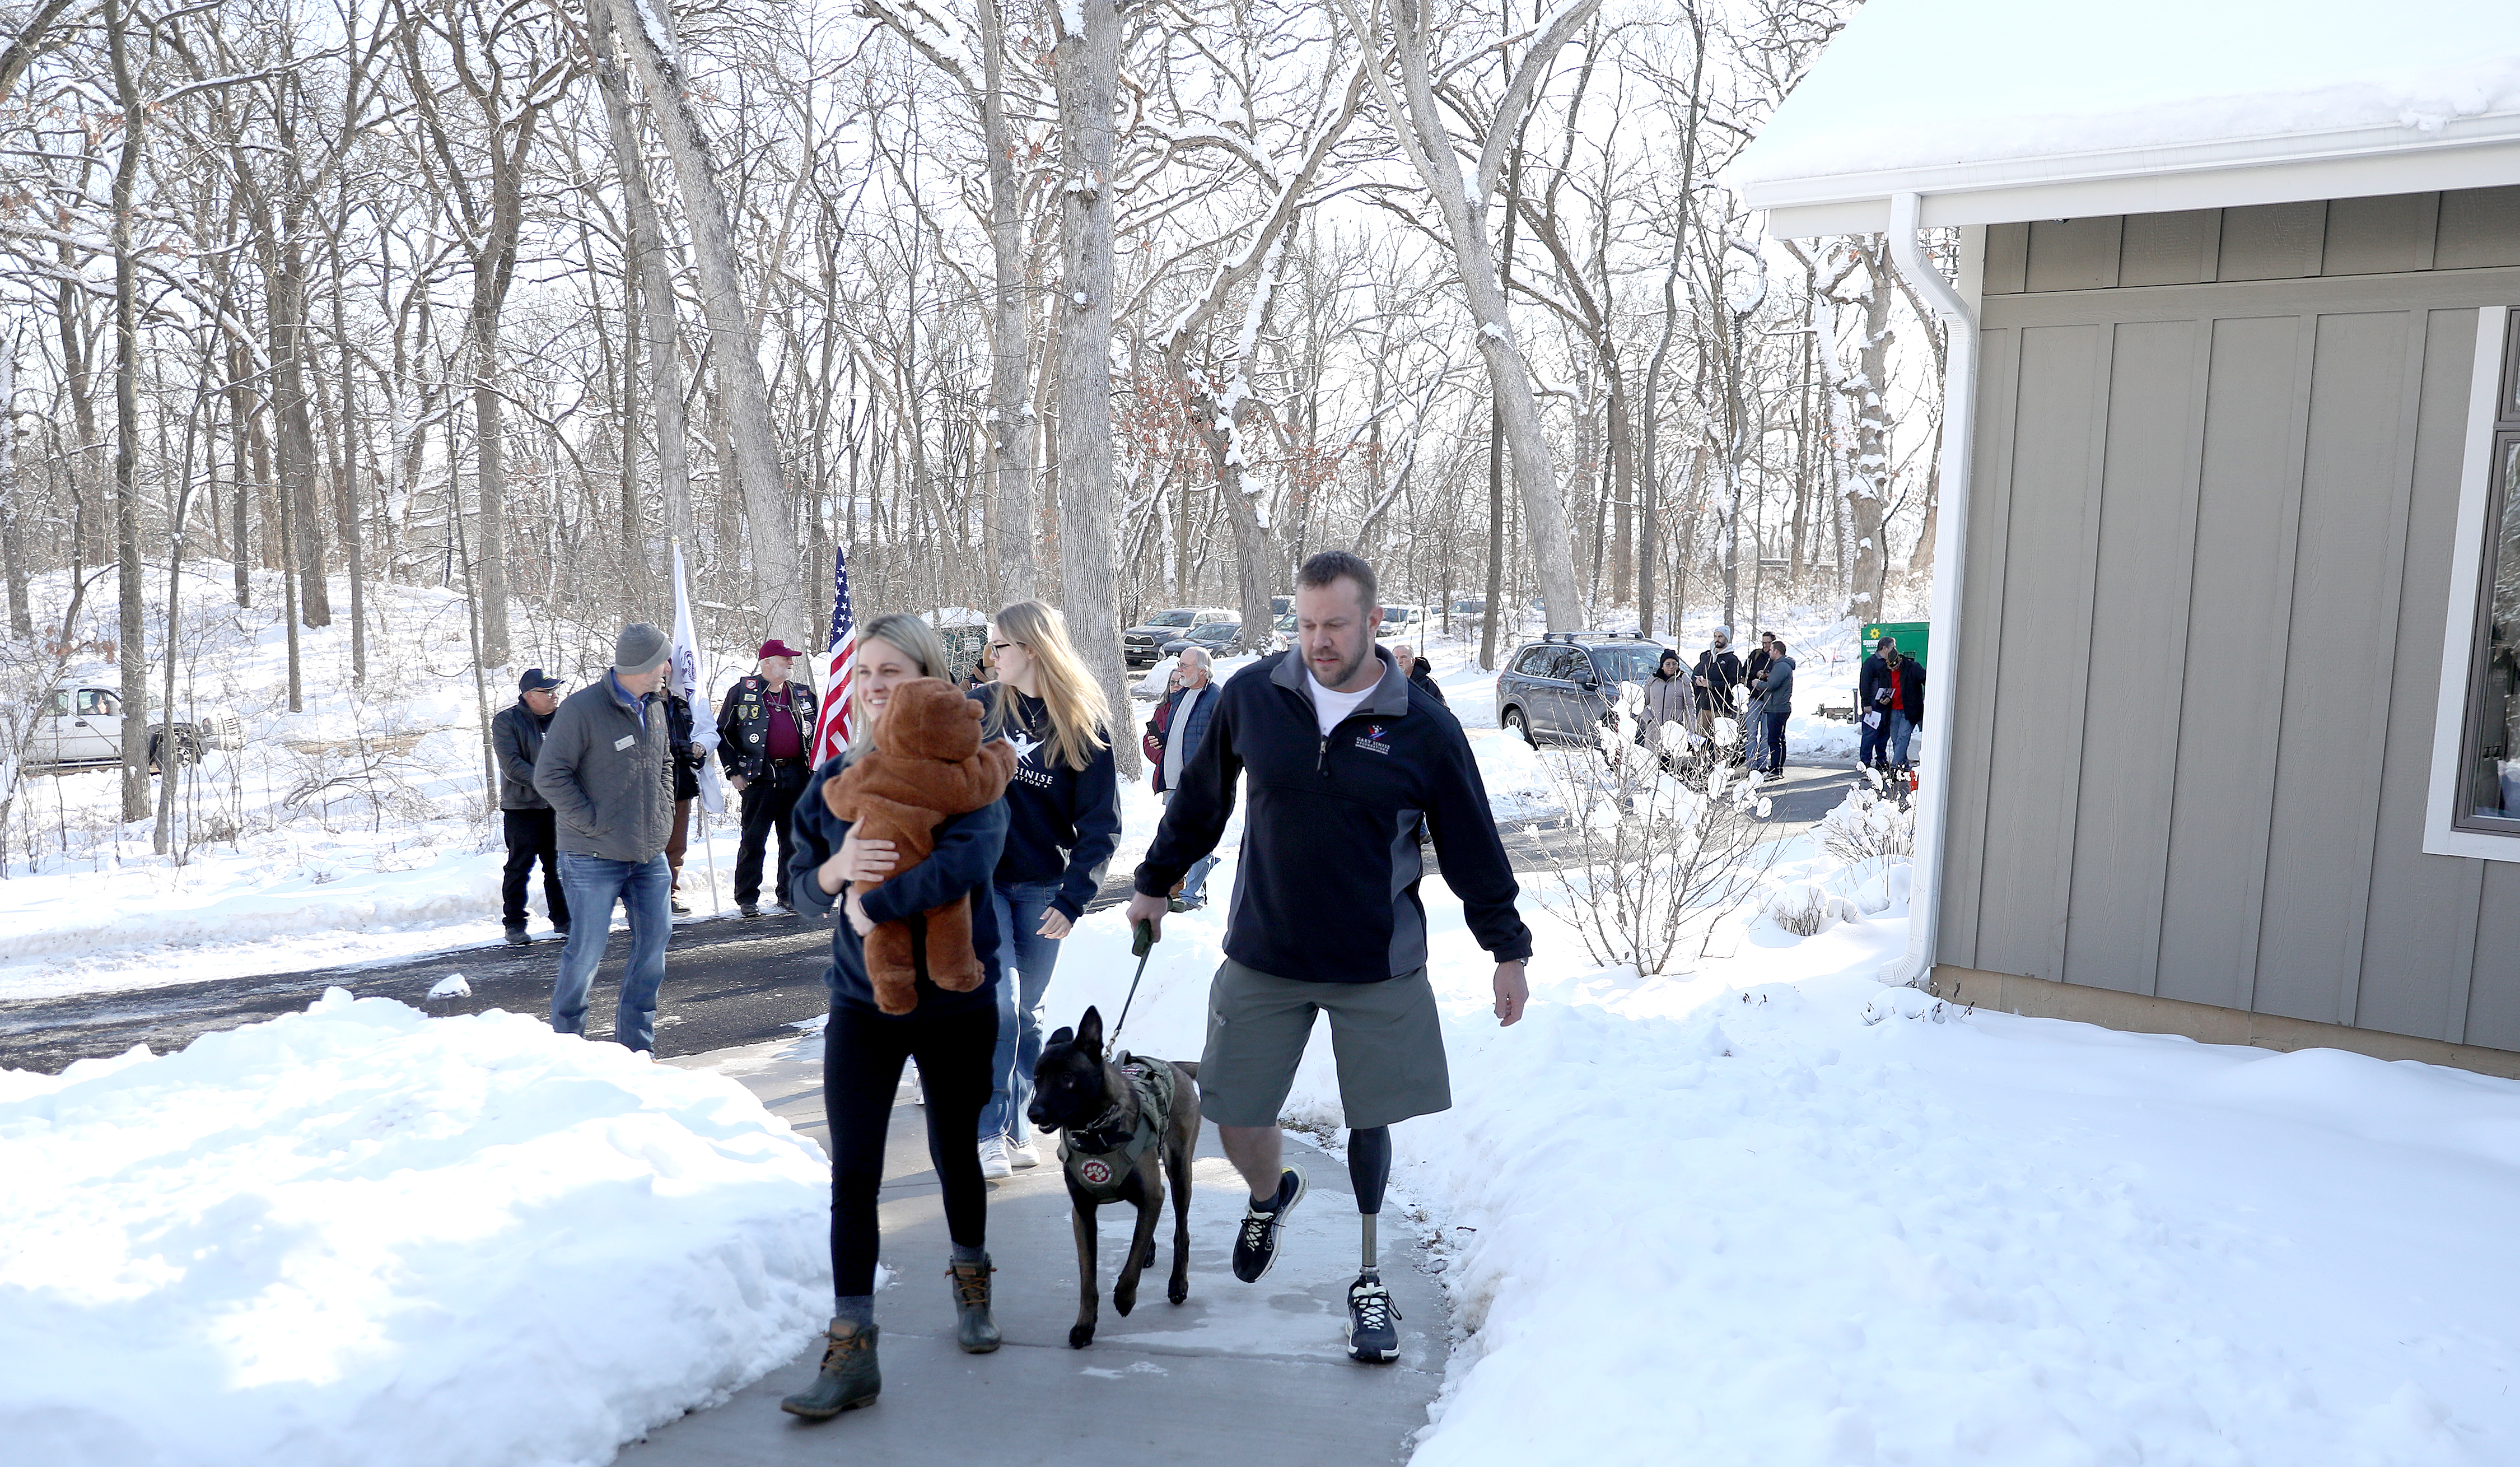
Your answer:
[613,621,670,674]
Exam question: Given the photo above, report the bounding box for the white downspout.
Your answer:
[1880,192,1978,987]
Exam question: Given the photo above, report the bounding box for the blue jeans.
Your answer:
[1859,710,1888,766]
[1742,707,1768,769]
[1160,791,1219,906]
[550,854,671,1052]
[981,879,1064,1142]
[1888,710,1915,765]
[1179,853,1219,906]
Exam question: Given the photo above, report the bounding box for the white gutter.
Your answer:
[1739,109,2520,235]
[1880,191,1977,988]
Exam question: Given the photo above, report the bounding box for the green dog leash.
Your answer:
[1110,918,1156,1045]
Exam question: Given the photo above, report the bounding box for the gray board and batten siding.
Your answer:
[1947,188,2520,1055]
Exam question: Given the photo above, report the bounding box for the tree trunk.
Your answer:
[268,248,332,627]
[1378,0,1594,633]
[979,0,1035,602]
[1052,0,1135,775]
[0,349,29,637]
[226,342,252,607]
[1609,371,1632,604]
[608,0,796,637]
[55,279,106,569]
[329,332,366,681]
[1844,246,1895,617]
[108,0,149,821]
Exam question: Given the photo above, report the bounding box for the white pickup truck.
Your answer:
[28,682,245,771]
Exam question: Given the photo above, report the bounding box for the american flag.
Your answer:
[807,544,857,766]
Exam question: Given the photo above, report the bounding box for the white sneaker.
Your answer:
[978,1137,1012,1179]
[1007,1135,1041,1169]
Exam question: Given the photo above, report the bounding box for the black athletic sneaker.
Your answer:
[1230,1167,1306,1283]
[1347,1269,1402,1362]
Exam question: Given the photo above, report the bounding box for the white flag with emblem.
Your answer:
[670,544,725,816]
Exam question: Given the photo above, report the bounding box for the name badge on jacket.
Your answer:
[614,735,636,751]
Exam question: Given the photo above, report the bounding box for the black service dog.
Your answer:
[1028,1005,1201,1348]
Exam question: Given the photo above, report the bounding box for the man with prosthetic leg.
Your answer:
[1128,551,1533,1363]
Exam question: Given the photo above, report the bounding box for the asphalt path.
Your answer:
[1,762,1866,1077]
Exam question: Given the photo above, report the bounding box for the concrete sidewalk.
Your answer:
[636,1034,1448,1465]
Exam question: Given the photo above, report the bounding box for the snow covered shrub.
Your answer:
[1816,781,1914,866]
[1524,686,1780,975]
[1761,881,1858,937]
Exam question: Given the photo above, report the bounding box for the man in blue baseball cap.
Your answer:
[492,668,571,946]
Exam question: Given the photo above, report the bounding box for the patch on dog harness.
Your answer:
[1060,1053,1176,1202]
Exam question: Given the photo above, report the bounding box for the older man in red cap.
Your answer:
[716,638,820,916]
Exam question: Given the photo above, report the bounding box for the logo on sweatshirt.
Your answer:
[1354,724,1390,754]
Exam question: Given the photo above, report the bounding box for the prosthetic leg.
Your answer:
[1346,1126,1402,1362]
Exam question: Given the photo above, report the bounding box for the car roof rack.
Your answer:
[1532,630,1658,644]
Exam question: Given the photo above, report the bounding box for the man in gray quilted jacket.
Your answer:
[533,622,677,1054]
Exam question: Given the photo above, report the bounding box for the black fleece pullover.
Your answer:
[1136,647,1532,984]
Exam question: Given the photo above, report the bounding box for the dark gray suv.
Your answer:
[1493,635,1672,746]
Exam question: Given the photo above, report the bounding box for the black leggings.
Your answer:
[824,999,998,1297]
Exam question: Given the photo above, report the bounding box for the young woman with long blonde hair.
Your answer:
[971,599,1121,1176]
[780,612,1013,1420]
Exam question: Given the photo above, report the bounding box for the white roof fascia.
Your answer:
[1749,114,2520,238]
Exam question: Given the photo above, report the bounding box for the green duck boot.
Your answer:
[779,1322,880,1419]
[950,1256,1001,1354]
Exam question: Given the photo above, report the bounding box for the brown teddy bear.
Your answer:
[822,677,1018,1014]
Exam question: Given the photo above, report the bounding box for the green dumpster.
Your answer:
[1862,620,1929,668]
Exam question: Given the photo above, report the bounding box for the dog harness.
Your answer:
[1060,1053,1176,1201]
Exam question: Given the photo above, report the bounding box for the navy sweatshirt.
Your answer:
[1136,647,1533,985]
[967,684,1122,922]
[787,755,1009,1017]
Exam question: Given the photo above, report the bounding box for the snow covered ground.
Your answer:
[1042,823,2520,1466]
[0,989,828,1467]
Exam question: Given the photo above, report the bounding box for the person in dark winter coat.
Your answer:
[1858,638,1927,769]
[534,624,677,1053]
[1150,646,1223,909]
[1752,637,1795,780]
[717,639,821,916]
[664,688,707,914]
[492,668,571,944]
[969,599,1122,1179]
[1740,634,1775,770]
[1392,642,1447,707]
[1693,626,1744,739]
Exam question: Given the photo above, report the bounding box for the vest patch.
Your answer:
[1079,1157,1113,1187]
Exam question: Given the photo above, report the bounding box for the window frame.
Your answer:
[2424,305,2520,860]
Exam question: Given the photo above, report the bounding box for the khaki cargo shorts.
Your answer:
[1197,958,1452,1130]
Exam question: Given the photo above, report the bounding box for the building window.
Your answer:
[2457,309,2520,834]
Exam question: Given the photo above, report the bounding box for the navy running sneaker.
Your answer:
[1347,1269,1402,1362]
[1230,1166,1306,1283]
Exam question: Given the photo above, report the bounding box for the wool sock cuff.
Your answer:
[950,1242,988,1266]
[833,1294,874,1330]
